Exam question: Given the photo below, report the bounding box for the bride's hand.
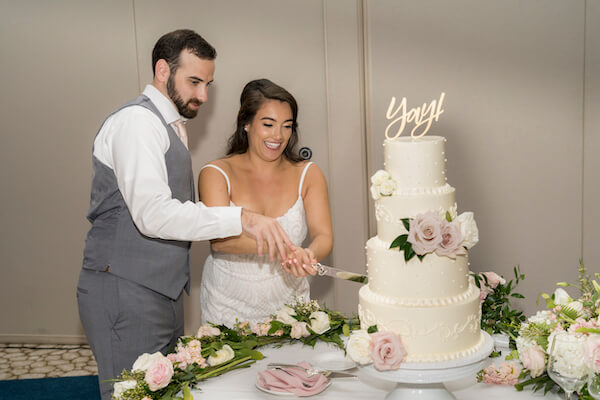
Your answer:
[281,248,317,277]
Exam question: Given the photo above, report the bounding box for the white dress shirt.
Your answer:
[92,84,242,241]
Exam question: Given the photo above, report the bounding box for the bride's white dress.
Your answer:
[199,162,313,327]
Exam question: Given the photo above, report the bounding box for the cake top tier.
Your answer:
[384,136,447,188]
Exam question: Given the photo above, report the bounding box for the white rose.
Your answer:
[308,311,331,335]
[456,212,479,249]
[527,310,554,326]
[275,306,297,325]
[371,170,390,185]
[370,184,382,201]
[346,330,372,365]
[554,288,572,306]
[379,179,396,196]
[567,301,584,315]
[112,380,137,399]
[132,352,164,372]
[207,344,235,366]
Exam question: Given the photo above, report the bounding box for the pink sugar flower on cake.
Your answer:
[407,211,443,255]
[369,331,406,371]
[435,220,466,259]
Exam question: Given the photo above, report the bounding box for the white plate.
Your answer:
[255,381,331,397]
[309,351,356,372]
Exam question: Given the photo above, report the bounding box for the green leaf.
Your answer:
[342,323,350,337]
[182,383,193,400]
[390,234,408,250]
[401,218,411,231]
[511,293,525,298]
[367,325,378,334]
[445,211,452,222]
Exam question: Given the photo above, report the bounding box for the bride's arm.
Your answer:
[287,164,333,267]
[198,166,264,254]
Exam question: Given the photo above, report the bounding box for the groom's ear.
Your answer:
[154,59,170,85]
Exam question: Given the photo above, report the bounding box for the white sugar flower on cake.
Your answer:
[370,170,396,200]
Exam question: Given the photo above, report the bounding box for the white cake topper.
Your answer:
[385,92,445,140]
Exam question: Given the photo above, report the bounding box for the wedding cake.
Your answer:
[358,134,484,363]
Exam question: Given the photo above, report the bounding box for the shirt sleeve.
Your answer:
[98,106,242,241]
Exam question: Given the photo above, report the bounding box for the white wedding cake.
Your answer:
[358,135,484,363]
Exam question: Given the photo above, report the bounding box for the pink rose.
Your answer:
[478,362,521,385]
[481,272,506,289]
[144,356,174,391]
[251,319,272,336]
[435,220,466,259]
[197,325,221,338]
[584,335,600,373]
[407,211,443,255]
[290,321,311,339]
[368,331,406,371]
[520,346,546,378]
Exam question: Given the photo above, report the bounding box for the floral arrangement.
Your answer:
[389,210,479,262]
[473,266,526,343]
[111,300,359,400]
[479,260,600,398]
[345,326,407,371]
[370,170,397,200]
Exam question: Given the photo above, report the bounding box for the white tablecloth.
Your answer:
[190,341,562,399]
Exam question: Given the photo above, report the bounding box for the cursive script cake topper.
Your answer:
[385,92,445,140]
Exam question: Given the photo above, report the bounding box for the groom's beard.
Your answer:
[167,75,203,119]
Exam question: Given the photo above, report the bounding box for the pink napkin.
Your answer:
[257,361,330,396]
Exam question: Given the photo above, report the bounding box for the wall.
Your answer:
[0,0,597,342]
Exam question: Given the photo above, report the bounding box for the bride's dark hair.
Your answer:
[226,79,302,162]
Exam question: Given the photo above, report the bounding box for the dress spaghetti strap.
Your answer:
[200,164,231,196]
[298,162,313,196]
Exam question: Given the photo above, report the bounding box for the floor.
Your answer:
[0,344,97,380]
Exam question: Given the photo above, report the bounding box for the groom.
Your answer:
[77,29,294,400]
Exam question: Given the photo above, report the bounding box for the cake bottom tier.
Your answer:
[358,282,483,362]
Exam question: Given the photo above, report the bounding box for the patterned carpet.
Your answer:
[0,344,97,380]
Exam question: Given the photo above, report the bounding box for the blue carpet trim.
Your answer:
[0,375,100,400]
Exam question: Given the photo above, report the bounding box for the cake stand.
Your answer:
[361,331,494,400]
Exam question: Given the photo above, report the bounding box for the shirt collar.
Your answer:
[142,84,183,125]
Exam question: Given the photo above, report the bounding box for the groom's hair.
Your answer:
[227,79,302,162]
[152,29,216,76]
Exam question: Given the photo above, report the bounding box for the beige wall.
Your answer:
[0,0,597,342]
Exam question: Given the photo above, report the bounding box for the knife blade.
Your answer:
[266,363,357,379]
[311,263,368,284]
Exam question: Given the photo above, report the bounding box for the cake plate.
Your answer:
[361,331,494,400]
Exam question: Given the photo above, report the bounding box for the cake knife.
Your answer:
[311,262,368,284]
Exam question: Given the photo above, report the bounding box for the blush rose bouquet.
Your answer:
[111,299,360,399]
[477,260,600,399]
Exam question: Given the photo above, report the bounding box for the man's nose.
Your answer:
[196,85,208,102]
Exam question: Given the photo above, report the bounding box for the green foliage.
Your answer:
[472,266,526,342]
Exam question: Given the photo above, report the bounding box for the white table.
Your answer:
[191,341,563,399]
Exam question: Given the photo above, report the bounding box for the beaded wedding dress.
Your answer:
[199,162,313,327]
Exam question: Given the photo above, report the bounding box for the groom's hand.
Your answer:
[241,209,295,262]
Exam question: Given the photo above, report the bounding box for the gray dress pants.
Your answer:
[77,268,184,400]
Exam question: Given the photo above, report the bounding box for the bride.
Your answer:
[198,79,333,327]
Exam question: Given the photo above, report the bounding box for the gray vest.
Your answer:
[82,95,194,299]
